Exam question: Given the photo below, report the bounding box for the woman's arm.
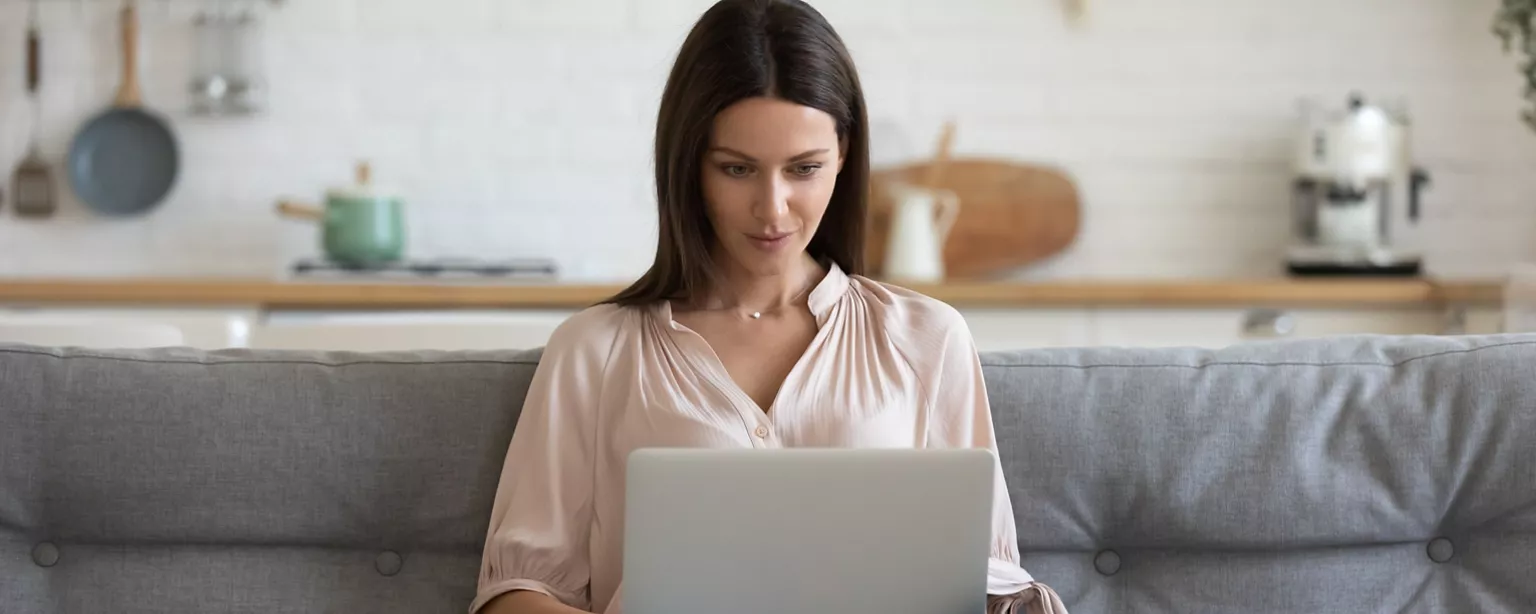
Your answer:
[922,307,1068,614]
[469,306,622,614]
[478,590,591,614]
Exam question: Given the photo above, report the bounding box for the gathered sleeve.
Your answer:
[470,308,618,613]
[922,311,1069,614]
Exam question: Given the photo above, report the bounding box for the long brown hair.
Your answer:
[606,0,870,307]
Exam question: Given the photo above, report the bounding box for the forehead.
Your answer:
[710,97,840,158]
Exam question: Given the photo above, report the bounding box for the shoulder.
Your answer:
[540,303,639,363]
[846,275,972,352]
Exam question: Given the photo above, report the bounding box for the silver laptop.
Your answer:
[622,448,996,614]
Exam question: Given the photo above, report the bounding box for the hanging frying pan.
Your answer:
[68,1,178,217]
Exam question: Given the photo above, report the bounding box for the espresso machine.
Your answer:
[1287,94,1431,276]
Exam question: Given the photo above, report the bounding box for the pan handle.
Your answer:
[114,1,141,107]
[276,200,325,222]
[27,19,39,94]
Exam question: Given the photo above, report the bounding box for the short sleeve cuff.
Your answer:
[986,556,1037,595]
[469,578,585,613]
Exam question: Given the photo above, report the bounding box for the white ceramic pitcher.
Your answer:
[882,183,960,283]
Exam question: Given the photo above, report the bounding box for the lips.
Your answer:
[747,231,795,251]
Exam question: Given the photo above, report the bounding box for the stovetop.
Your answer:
[289,258,559,280]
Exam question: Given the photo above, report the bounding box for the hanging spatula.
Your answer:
[13,0,56,219]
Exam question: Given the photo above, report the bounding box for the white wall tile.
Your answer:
[269,0,358,35]
[630,0,720,34]
[497,0,633,34]
[902,0,1057,34]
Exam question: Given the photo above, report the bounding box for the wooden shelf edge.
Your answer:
[906,279,1505,307]
[0,278,1506,309]
[0,280,621,309]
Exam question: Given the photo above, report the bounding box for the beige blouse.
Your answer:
[472,264,1066,614]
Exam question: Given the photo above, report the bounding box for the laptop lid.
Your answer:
[622,448,996,614]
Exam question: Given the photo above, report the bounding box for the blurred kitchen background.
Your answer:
[2,0,1535,351]
[0,0,1531,279]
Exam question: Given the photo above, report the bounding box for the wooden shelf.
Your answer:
[916,279,1503,308]
[0,277,1505,310]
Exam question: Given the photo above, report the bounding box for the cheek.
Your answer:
[701,172,750,226]
[790,175,837,224]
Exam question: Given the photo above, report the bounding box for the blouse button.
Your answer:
[754,425,769,438]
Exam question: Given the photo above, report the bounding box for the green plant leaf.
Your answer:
[1494,2,1536,129]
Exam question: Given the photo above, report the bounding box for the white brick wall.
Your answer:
[0,0,1532,280]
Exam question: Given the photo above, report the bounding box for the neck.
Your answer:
[707,253,824,313]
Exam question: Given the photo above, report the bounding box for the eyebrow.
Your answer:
[708,147,831,163]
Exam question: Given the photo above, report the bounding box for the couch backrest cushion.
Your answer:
[0,345,539,613]
[3,334,1535,613]
[985,334,1536,613]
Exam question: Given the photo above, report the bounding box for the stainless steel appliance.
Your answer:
[1287,94,1431,277]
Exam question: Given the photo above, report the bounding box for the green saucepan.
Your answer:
[276,162,405,266]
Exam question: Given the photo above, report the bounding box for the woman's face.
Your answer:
[702,96,843,277]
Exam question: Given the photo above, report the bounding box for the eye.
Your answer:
[792,164,823,177]
[721,164,752,178]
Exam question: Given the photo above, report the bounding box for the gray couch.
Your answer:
[3,334,1535,613]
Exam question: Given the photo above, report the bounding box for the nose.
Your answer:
[751,173,791,224]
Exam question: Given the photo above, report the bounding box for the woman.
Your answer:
[472,1,1065,613]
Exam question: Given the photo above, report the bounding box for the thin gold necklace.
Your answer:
[736,275,818,321]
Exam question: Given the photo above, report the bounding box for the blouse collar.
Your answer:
[806,261,850,323]
[657,260,850,328]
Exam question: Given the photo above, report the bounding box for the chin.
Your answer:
[723,239,808,276]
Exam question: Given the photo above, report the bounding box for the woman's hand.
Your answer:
[988,583,1067,614]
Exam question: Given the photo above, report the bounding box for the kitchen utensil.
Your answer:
[290,257,559,278]
[191,3,265,115]
[226,6,267,114]
[881,183,960,283]
[190,7,230,114]
[1288,93,1429,277]
[12,0,55,218]
[276,161,406,266]
[867,160,1081,280]
[67,1,179,217]
[871,120,962,282]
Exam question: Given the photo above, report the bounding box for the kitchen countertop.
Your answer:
[0,277,1504,309]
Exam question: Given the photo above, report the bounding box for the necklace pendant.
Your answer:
[750,312,762,320]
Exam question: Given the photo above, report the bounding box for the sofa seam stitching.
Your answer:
[5,339,1533,370]
[980,339,1536,369]
[0,347,540,368]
